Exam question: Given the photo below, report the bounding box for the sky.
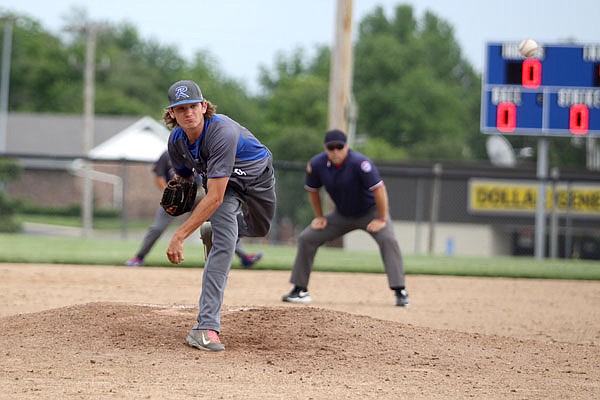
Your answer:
[1,0,599,93]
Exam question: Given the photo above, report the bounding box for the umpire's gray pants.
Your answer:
[290,206,406,290]
[196,164,276,332]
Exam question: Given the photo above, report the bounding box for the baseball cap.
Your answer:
[166,80,204,108]
[324,129,347,145]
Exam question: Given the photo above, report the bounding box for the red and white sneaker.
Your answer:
[187,328,225,352]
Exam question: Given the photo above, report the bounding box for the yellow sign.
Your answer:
[469,179,600,216]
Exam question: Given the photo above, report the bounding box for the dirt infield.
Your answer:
[1,263,599,399]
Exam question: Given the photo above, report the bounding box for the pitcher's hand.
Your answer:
[167,237,185,264]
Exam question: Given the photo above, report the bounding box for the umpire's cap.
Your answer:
[166,80,204,108]
[324,129,347,145]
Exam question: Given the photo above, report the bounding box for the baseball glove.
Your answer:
[160,178,197,216]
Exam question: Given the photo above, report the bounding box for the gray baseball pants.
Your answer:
[196,164,276,332]
[290,206,406,290]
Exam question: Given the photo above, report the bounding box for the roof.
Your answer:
[5,112,147,157]
[89,116,170,162]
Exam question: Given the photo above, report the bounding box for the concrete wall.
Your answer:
[345,221,513,257]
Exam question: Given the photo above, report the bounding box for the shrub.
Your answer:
[0,158,23,232]
[0,191,22,232]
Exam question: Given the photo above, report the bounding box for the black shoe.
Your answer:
[396,289,410,307]
[281,286,312,304]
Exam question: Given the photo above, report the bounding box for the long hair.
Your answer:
[162,100,218,130]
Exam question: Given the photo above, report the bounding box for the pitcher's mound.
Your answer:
[1,302,597,399]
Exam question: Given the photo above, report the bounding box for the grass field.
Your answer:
[1,232,599,280]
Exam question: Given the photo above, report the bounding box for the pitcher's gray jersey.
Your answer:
[168,114,271,192]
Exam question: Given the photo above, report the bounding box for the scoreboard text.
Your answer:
[481,42,600,137]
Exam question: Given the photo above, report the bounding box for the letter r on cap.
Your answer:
[175,86,189,100]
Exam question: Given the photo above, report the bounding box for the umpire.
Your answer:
[282,129,409,307]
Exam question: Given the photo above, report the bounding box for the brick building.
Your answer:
[4,112,169,219]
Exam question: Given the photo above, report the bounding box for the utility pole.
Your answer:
[534,138,549,259]
[0,16,14,193]
[66,23,102,237]
[326,0,354,248]
[81,25,97,238]
[0,16,14,157]
[328,0,354,140]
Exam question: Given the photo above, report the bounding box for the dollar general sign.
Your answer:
[468,179,600,216]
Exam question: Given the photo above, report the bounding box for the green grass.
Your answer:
[17,214,153,230]
[1,232,599,280]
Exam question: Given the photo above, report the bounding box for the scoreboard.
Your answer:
[481,42,600,137]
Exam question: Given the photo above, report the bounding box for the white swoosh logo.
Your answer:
[202,332,211,345]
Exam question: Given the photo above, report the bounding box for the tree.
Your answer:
[0,157,22,232]
[257,47,330,156]
[184,50,262,132]
[93,24,186,117]
[58,9,188,118]
[2,10,260,122]
[353,5,482,160]
[256,48,331,228]
[3,16,79,112]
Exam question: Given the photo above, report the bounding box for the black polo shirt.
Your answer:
[305,149,383,217]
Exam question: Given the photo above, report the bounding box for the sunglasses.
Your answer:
[326,143,345,151]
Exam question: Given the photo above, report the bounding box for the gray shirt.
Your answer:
[168,114,271,192]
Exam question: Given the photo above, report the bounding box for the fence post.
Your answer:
[428,163,442,254]
[549,167,559,259]
[414,178,424,254]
